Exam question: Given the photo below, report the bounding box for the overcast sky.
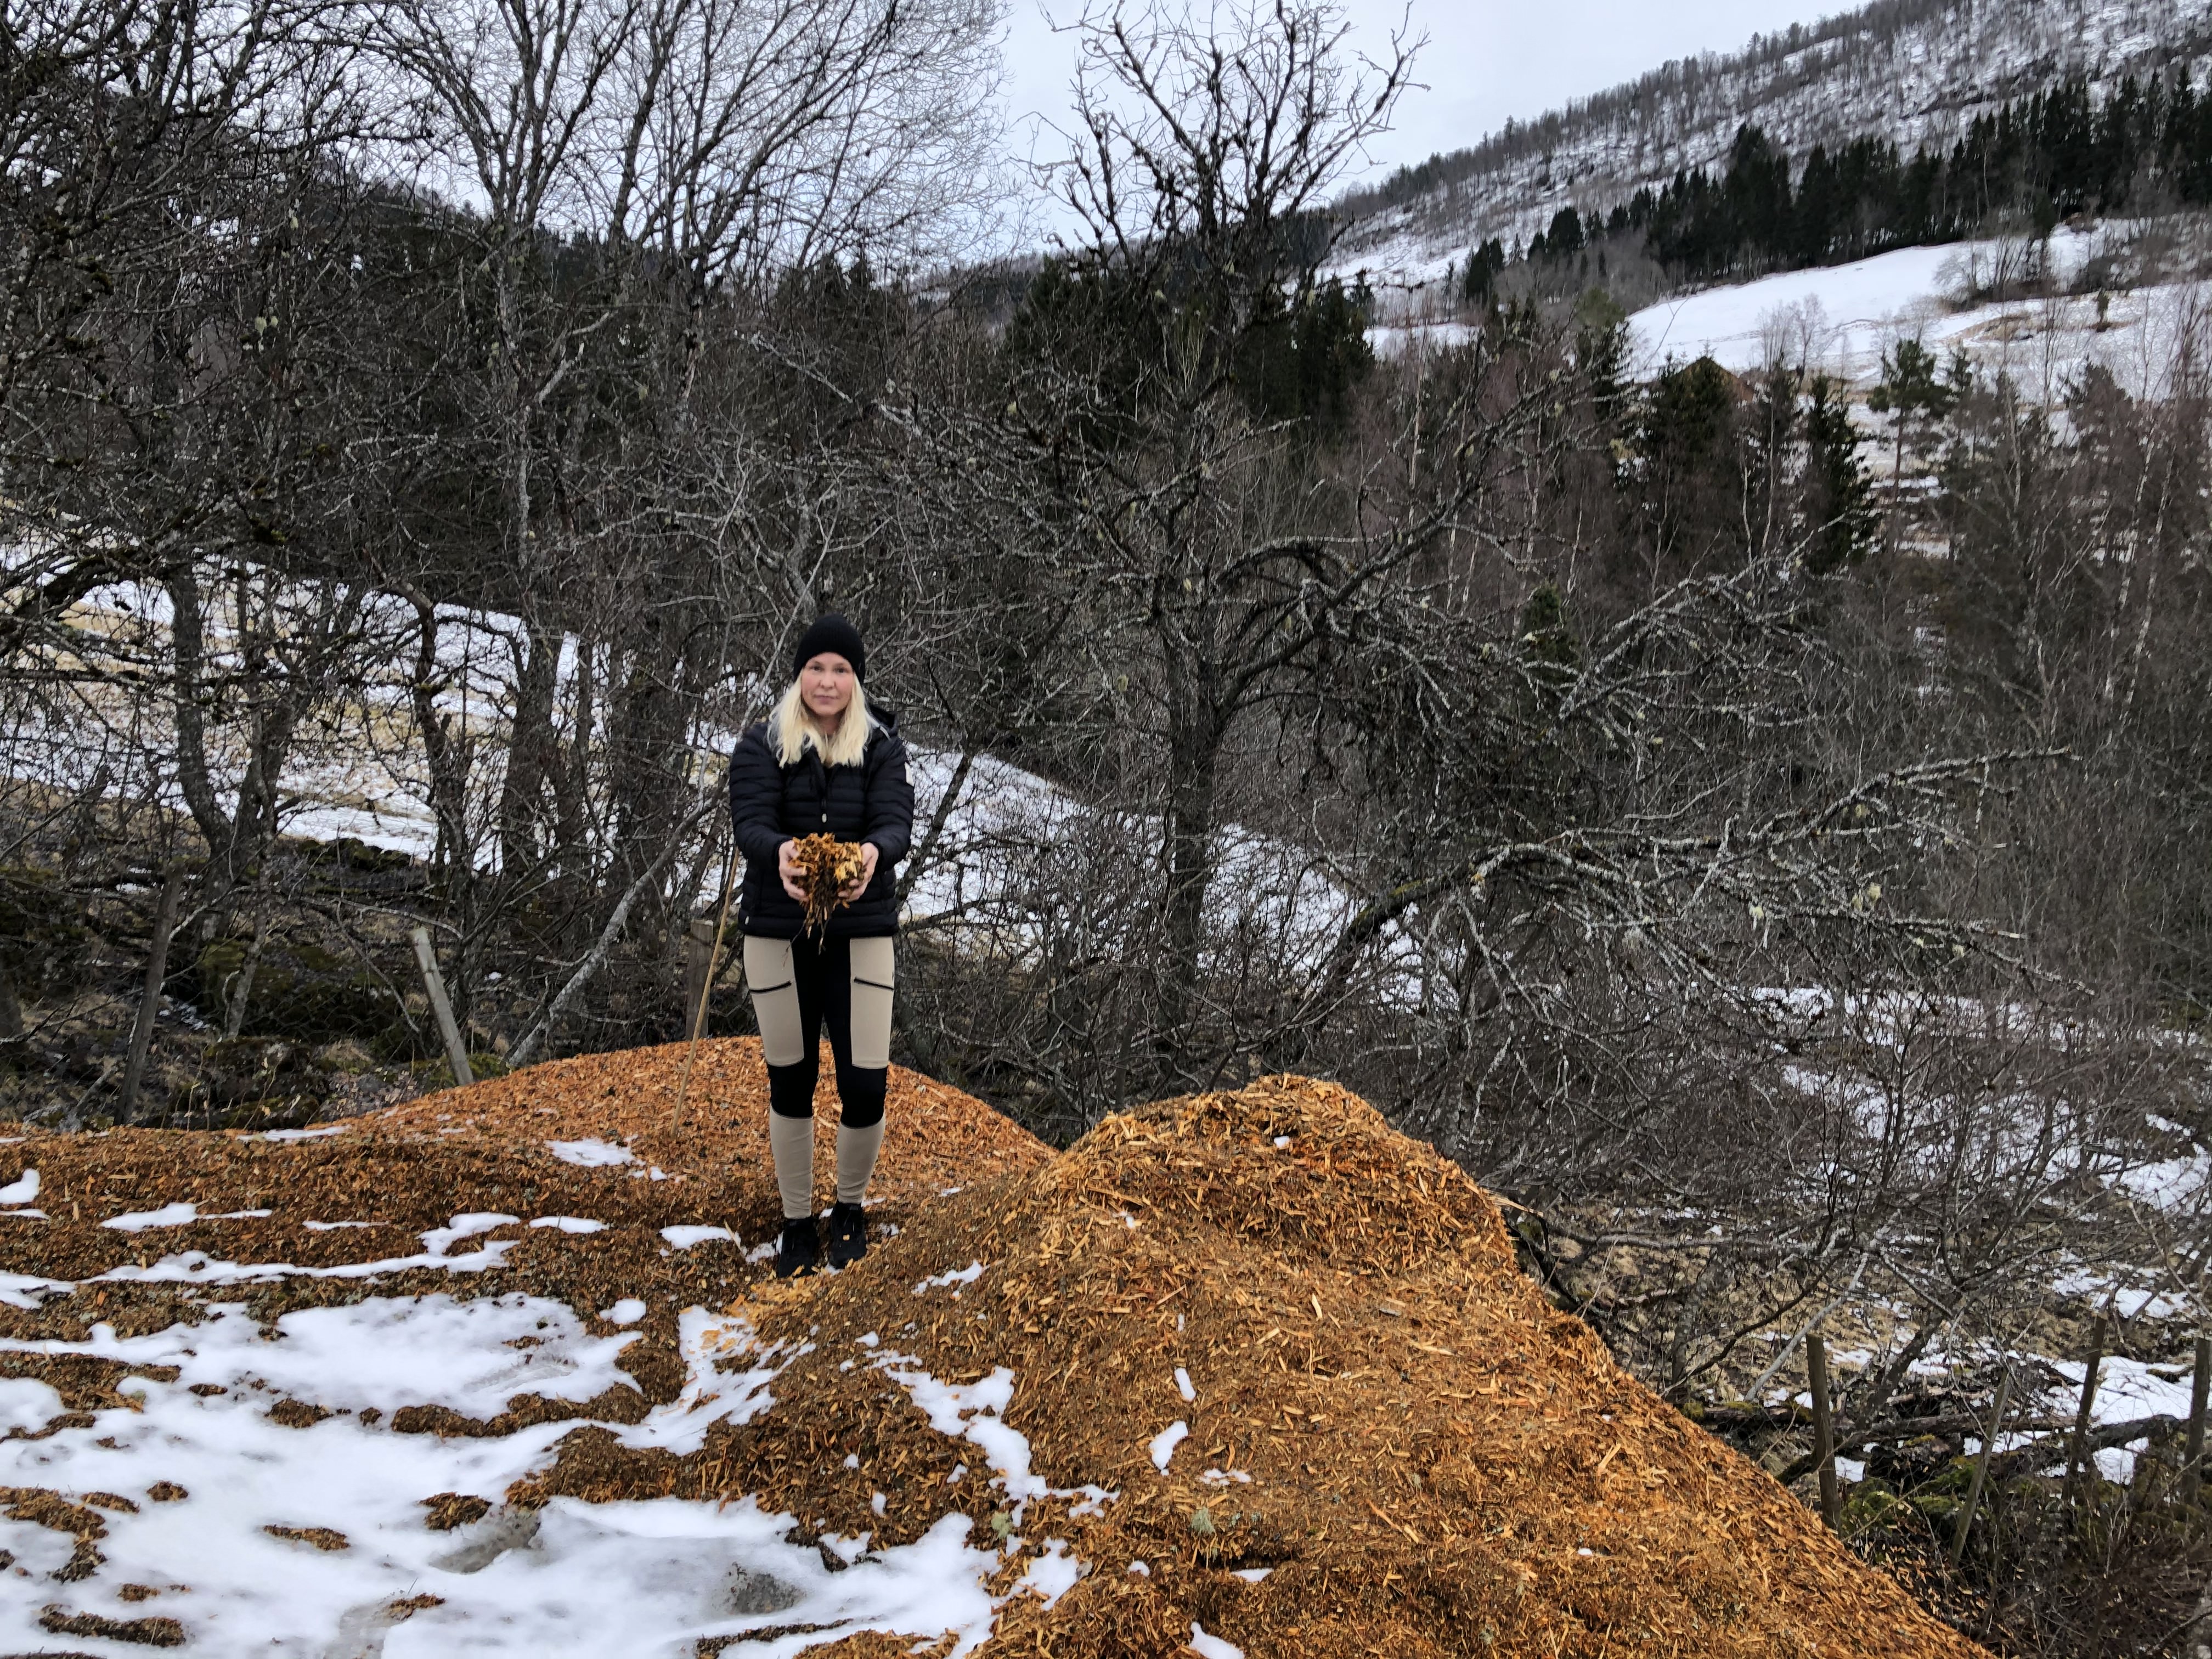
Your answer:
[998,0,1851,186]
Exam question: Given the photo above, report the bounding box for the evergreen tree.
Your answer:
[1462,238,1506,303]
[1634,356,1746,566]
[1866,338,1957,552]
[1545,206,1585,257]
[1803,375,1876,574]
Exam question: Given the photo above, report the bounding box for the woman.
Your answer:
[727,614,913,1278]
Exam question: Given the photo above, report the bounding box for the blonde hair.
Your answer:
[772,676,873,768]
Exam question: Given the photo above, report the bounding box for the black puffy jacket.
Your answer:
[727,712,915,940]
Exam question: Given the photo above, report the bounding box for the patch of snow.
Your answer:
[0,1294,634,1420]
[420,1213,521,1256]
[1175,1367,1195,1402]
[102,1202,200,1231]
[103,1203,273,1231]
[0,1317,1012,1659]
[1368,320,1478,357]
[2051,1265,2184,1321]
[616,1309,798,1457]
[600,1300,648,1327]
[660,1226,737,1250]
[1189,1621,1245,1659]
[256,1125,347,1142]
[1231,1566,1271,1583]
[0,1378,63,1434]
[0,1169,37,1206]
[1014,1538,1083,1606]
[0,1272,73,1309]
[532,1216,606,1234]
[2117,1150,2212,1215]
[548,1139,635,1168]
[92,1227,522,1287]
[1149,1420,1189,1472]
[916,1261,987,1294]
[878,1358,1047,1503]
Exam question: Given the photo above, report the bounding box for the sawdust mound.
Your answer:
[0,1038,1042,1356]
[0,1053,1983,1656]
[529,1074,1988,1658]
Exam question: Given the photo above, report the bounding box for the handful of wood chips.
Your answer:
[790,834,868,937]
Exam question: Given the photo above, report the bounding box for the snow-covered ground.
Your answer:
[1625,227,2211,398]
[0,1289,1064,1654]
[1355,222,2212,405]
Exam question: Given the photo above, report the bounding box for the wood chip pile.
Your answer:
[0,1047,1985,1656]
[787,834,869,935]
[0,1039,1041,1391]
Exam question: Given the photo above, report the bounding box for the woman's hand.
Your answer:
[840,842,879,901]
[776,839,807,902]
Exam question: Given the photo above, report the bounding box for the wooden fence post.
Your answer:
[116,870,184,1125]
[2064,1322,2107,1504]
[1951,1364,2013,1567]
[409,927,473,1087]
[1807,1330,1840,1528]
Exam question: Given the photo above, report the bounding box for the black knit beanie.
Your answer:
[792,613,866,682]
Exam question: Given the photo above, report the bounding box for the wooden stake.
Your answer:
[116,869,184,1125]
[2185,1336,2209,1506]
[673,839,740,1132]
[2064,1322,2107,1503]
[1951,1364,2013,1567]
[410,927,473,1087]
[1807,1330,1840,1529]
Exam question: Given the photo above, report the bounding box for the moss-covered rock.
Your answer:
[292,836,419,877]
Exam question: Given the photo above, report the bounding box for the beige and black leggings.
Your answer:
[742,934,895,1220]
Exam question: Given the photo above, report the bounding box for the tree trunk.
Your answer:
[117,870,184,1125]
[405,594,478,1032]
[554,634,597,890]
[501,620,561,874]
[165,563,232,857]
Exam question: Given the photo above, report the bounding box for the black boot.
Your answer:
[775,1216,819,1279]
[825,1201,867,1269]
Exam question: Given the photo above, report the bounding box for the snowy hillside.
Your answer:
[1625,222,2212,396]
[1336,0,2212,286]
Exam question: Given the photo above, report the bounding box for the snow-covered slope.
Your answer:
[1626,222,2212,397]
[1338,0,2212,286]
